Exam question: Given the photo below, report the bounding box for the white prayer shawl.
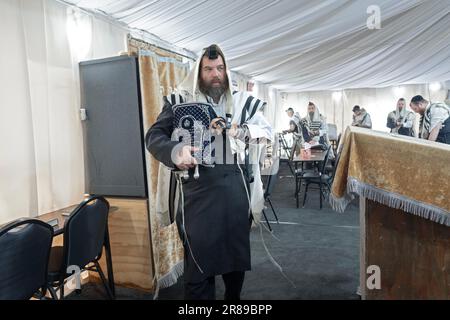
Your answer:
[175,45,273,219]
[420,102,450,139]
[291,112,302,128]
[387,106,415,134]
[304,105,327,143]
[352,108,372,128]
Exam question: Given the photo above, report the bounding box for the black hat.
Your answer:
[205,45,218,59]
[286,107,294,112]
[352,105,361,112]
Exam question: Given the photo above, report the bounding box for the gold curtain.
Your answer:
[138,48,189,292]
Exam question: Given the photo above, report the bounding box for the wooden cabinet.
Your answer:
[360,197,449,299]
[90,197,154,291]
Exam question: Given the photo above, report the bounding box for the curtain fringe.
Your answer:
[330,177,450,227]
[152,261,184,300]
[329,190,355,213]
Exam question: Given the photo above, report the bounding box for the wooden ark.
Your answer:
[360,198,449,299]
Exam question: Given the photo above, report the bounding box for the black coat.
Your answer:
[145,100,251,282]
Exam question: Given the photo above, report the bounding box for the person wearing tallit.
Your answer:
[301,102,331,146]
[386,98,416,136]
[280,108,301,154]
[282,109,301,135]
[282,112,304,156]
[351,105,372,129]
[409,95,450,144]
[145,44,273,300]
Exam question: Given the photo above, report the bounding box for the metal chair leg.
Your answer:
[302,183,309,207]
[47,285,59,300]
[104,228,116,298]
[296,177,303,208]
[319,183,323,209]
[94,260,114,300]
[267,198,279,223]
[59,281,65,300]
[261,210,272,232]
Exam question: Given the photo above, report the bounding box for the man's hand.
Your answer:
[227,123,239,138]
[210,117,226,135]
[428,122,442,142]
[172,145,198,171]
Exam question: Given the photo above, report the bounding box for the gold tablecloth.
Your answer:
[330,126,450,226]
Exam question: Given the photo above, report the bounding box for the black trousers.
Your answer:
[184,271,245,300]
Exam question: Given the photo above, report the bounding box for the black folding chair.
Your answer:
[279,133,296,176]
[296,146,332,209]
[46,196,115,299]
[0,219,54,300]
[261,159,281,231]
[328,140,344,187]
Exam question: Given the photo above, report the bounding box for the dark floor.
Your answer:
[68,162,361,300]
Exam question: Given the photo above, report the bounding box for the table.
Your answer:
[36,205,77,235]
[331,126,450,299]
[292,149,327,162]
[290,149,328,206]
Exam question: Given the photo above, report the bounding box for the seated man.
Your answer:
[386,98,415,136]
[409,95,450,144]
[352,105,372,129]
[301,102,335,161]
[302,102,332,147]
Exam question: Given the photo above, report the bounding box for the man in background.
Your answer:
[351,105,372,129]
[409,95,450,144]
[386,98,415,136]
[302,102,332,148]
[286,107,294,120]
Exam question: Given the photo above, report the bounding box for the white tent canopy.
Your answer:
[63,0,450,91]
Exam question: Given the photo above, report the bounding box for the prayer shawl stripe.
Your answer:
[240,96,254,125]
[249,99,261,120]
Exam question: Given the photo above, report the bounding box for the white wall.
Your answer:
[280,84,448,135]
[0,0,127,224]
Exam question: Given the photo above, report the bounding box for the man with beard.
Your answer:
[409,95,450,144]
[386,98,415,136]
[145,44,273,300]
[302,102,331,146]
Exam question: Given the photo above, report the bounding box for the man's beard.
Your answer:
[309,112,315,120]
[199,77,228,102]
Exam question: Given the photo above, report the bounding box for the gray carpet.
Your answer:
[68,162,360,300]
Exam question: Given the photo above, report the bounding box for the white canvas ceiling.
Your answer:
[63,0,450,91]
